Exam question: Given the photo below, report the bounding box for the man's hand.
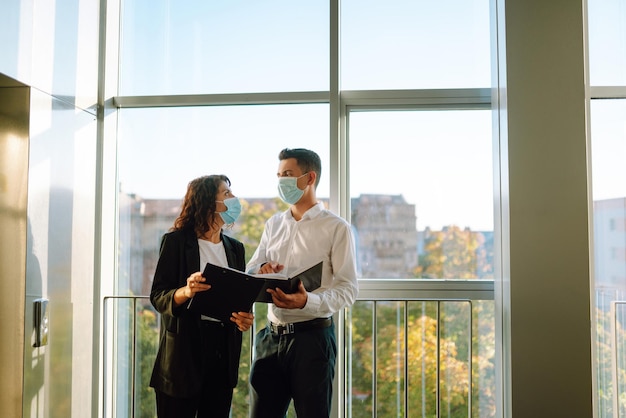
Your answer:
[258,262,284,274]
[267,280,307,309]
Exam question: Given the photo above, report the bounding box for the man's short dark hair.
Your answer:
[278,148,322,187]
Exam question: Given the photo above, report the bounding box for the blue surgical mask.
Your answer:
[278,173,308,205]
[216,197,242,224]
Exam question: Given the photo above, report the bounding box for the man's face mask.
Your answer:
[277,173,309,205]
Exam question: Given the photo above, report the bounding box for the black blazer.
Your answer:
[149,227,246,398]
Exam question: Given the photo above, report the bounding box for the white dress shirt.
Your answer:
[247,202,359,324]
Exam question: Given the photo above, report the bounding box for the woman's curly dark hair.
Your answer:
[172,175,231,238]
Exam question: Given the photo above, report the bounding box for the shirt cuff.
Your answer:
[301,291,321,313]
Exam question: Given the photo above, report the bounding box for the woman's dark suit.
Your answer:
[149,227,246,398]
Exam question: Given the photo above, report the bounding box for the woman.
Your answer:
[149,175,254,418]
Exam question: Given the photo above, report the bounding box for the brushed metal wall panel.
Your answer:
[23,88,97,417]
[0,84,30,418]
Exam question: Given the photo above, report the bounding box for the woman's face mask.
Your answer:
[216,197,242,224]
[277,173,309,205]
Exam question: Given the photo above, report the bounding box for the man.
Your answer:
[247,148,358,418]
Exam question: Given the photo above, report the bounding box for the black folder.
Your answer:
[186,261,323,321]
[254,261,323,303]
[186,263,265,322]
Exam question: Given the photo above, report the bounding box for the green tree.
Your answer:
[348,300,496,418]
[416,226,485,279]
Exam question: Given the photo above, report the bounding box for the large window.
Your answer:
[110,0,496,417]
[588,0,626,416]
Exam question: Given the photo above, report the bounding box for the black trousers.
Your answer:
[155,320,234,418]
[249,321,337,418]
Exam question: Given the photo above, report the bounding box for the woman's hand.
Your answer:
[174,272,211,306]
[184,272,210,297]
[231,311,254,332]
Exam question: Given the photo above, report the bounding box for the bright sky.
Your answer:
[116,0,626,231]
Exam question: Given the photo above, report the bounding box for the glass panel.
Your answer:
[439,301,471,418]
[346,300,495,417]
[116,103,329,296]
[590,99,626,417]
[610,302,626,417]
[104,297,158,417]
[341,0,491,90]
[407,302,437,417]
[134,301,159,418]
[116,104,328,413]
[119,0,328,95]
[375,302,406,417]
[346,301,375,416]
[588,0,626,86]
[349,110,494,279]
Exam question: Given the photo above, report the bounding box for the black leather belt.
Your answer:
[269,317,332,336]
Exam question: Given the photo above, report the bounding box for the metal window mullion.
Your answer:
[102,297,110,418]
[344,307,353,418]
[404,300,409,417]
[589,86,626,99]
[113,91,329,108]
[112,88,493,110]
[341,88,491,107]
[395,304,402,415]
[437,301,441,418]
[469,300,473,418]
[421,302,427,417]
[131,298,137,418]
[373,301,378,418]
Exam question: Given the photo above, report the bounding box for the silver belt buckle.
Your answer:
[275,323,295,335]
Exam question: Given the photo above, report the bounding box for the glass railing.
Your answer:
[348,280,495,418]
[610,301,626,418]
[102,296,159,418]
[102,280,495,418]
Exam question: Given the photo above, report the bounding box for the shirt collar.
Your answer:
[284,201,324,221]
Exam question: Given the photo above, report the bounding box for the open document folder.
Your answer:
[254,261,323,303]
[186,261,323,321]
